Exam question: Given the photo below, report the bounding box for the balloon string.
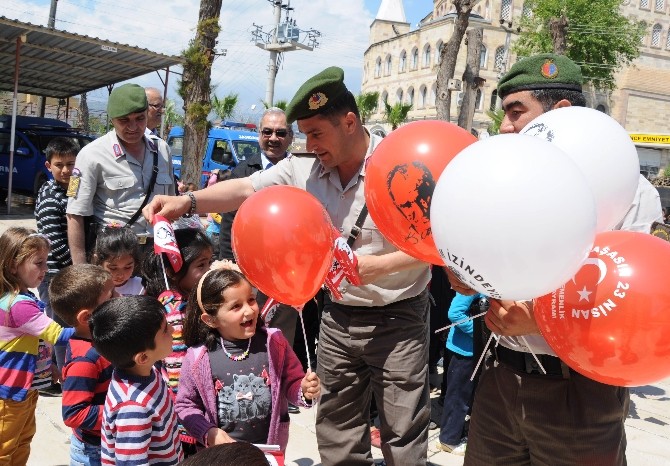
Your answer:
[160,254,170,291]
[520,336,547,375]
[297,308,319,422]
[470,332,498,382]
[434,311,487,334]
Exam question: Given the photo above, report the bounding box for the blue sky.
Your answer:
[4,0,434,120]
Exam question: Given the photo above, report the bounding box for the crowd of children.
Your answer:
[0,139,320,466]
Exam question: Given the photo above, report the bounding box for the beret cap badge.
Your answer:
[308,92,329,110]
[541,60,559,79]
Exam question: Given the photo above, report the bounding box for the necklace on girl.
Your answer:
[221,336,252,361]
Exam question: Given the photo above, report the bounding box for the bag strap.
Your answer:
[126,149,159,227]
[347,204,368,247]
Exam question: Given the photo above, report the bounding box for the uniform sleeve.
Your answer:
[103,401,153,466]
[66,146,98,217]
[249,156,296,191]
[62,355,104,431]
[447,293,476,336]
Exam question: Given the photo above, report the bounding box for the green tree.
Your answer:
[383,99,412,131]
[356,91,380,125]
[261,99,288,111]
[212,92,238,120]
[178,0,223,186]
[514,0,645,90]
[163,98,184,136]
[485,108,504,135]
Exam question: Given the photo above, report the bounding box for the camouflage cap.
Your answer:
[497,53,583,99]
[107,83,148,119]
[285,67,349,123]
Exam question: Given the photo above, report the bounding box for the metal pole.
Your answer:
[264,1,282,106]
[162,66,169,139]
[8,36,24,214]
[47,0,58,28]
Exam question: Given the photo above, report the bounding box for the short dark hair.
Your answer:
[142,228,212,297]
[90,296,165,369]
[179,442,270,466]
[50,264,112,326]
[318,90,360,125]
[530,89,586,112]
[45,137,79,162]
[93,226,141,268]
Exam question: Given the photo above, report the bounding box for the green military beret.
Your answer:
[285,67,349,123]
[107,83,148,119]
[497,53,583,99]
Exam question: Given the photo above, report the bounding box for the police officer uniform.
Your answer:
[257,67,431,466]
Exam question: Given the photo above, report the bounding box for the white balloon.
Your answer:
[522,107,639,232]
[431,134,597,301]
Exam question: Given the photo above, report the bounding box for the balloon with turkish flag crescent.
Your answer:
[534,230,670,387]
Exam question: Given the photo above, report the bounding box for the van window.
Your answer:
[234,141,260,161]
[0,134,9,153]
[212,140,233,165]
[169,136,183,156]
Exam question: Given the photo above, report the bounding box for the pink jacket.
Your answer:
[175,328,310,451]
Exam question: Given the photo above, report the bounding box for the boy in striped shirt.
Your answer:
[90,296,182,466]
[50,264,116,466]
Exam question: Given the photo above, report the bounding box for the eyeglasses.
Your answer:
[148,104,164,110]
[261,128,289,138]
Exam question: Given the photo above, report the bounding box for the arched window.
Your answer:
[490,90,498,111]
[399,50,407,72]
[494,46,506,71]
[652,24,662,47]
[475,89,483,110]
[385,55,393,75]
[485,0,491,19]
[423,44,431,67]
[375,57,382,78]
[640,21,648,45]
[419,85,427,108]
[640,0,649,9]
[656,0,665,11]
[411,48,419,69]
[396,88,404,104]
[436,40,444,65]
[595,104,608,114]
[431,83,437,106]
[501,0,512,21]
[479,45,488,68]
[407,87,415,108]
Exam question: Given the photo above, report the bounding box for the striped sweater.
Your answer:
[158,290,186,395]
[0,292,74,401]
[35,180,72,274]
[62,336,113,446]
[102,367,182,465]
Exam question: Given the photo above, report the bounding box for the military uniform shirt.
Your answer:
[249,134,430,307]
[66,129,175,235]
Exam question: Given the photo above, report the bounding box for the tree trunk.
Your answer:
[550,15,568,55]
[180,0,223,186]
[79,93,89,133]
[458,28,483,131]
[436,0,476,121]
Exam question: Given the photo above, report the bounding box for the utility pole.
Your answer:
[48,0,58,28]
[252,0,321,106]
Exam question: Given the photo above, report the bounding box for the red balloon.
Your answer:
[534,231,670,386]
[365,120,477,264]
[232,186,334,306]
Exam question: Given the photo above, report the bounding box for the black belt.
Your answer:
[494,345,569,378]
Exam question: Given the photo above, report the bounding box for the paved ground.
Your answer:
[2,202,669,466]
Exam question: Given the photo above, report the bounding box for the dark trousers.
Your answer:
[465,354,629,466]
[315,290,431,466]
[439,351,475,446]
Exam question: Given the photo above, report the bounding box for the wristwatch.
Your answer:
[185,191,197,216]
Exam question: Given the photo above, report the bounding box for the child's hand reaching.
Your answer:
[301,371,321,402]
[206,426,235,446]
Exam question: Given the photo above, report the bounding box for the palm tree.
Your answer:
[163,98,184,136]
[260,99,288,111]
[212,92,239,121]
[383,99,412,131]
[356,91,379,125]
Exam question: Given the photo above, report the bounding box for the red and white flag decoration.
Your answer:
[324,229,361,300]
[153,215,183,272]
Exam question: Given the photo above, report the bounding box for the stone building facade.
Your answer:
[362,0,670,175]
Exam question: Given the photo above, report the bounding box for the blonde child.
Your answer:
[0,227,74,463]
[93,226,144,296]
[142,228,213,455]
[176,268,320,452]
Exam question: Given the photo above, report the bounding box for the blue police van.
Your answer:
[167,122,261,187]
[0,115,94,198]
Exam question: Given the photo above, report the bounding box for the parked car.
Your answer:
[0,115,94,198]
[167,122,261,187]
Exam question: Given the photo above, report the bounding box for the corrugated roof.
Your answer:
[0,16,182,98]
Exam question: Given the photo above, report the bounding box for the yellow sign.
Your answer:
[629,133,670,145]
